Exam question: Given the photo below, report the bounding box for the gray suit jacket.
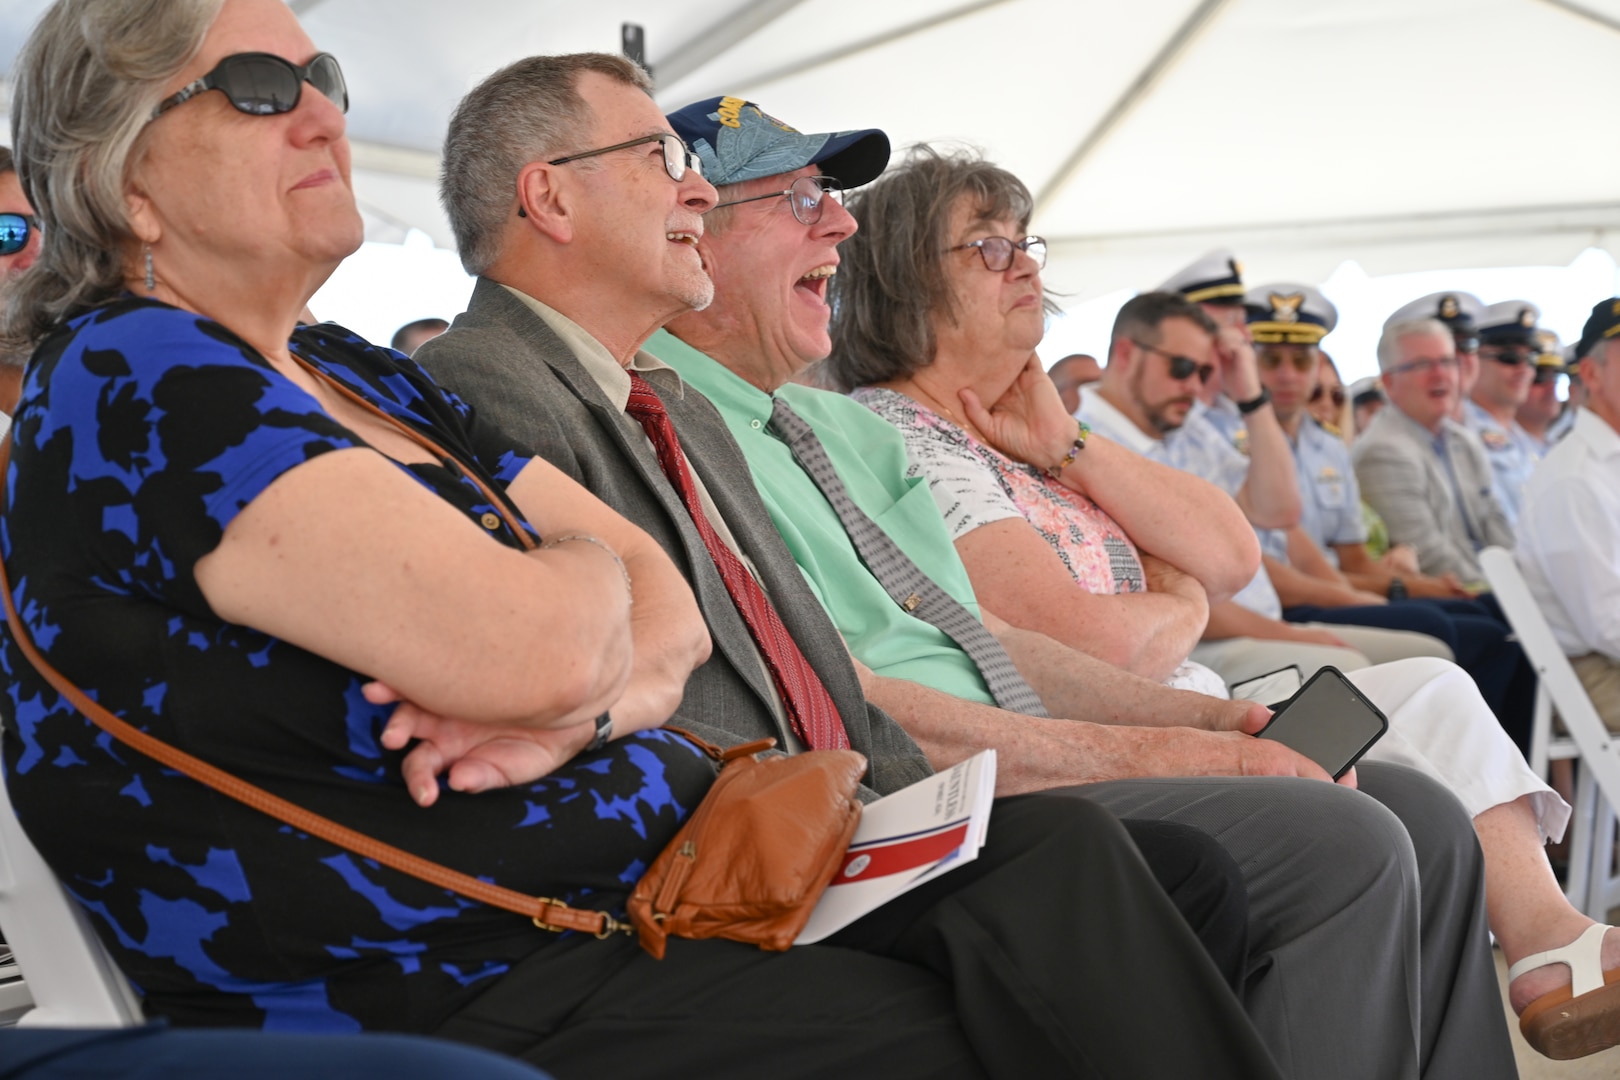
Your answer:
[1351,404,1514,582]
[414,277,932,797]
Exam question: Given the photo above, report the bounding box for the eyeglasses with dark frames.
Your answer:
[711,175,843,225]
[548,133,702,183]
[151,52,348,121]
[1132,339,1214,384]
[0,213,38,257]
[949,234,1047,272]
[1310,385,1348,407]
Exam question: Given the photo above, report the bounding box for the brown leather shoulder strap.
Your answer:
[0,432,621,938]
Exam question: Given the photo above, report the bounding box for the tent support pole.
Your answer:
[1529,0,1620,37]
[1033,0,1232,216]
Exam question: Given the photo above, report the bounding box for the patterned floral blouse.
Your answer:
[851,387,1145,595]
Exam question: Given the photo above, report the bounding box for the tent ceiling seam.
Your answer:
[1032,0,1232,216]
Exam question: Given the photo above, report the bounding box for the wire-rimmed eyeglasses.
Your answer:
[949,235,1046,272]
[548,133,702,183]
[711,175,844,225]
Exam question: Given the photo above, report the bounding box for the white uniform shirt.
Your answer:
[1516,409,1620,660]
[1463,398,1538,528]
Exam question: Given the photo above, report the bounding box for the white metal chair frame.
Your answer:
[1480,546,1620,920]
[0,755,142,1026]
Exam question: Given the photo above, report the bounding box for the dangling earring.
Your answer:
[143,244,155,292]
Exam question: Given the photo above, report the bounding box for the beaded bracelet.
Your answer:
[541,533,633,601]
[1045,420,1091,479]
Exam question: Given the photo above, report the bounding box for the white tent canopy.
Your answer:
[2,0,1618,301]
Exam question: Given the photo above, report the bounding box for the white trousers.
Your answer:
[1347,657,1570,844]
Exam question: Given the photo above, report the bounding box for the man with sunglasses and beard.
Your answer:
[1464,301,1545,526]
[1081,293,1448,684]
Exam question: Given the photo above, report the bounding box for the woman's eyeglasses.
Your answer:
[950,235,1047,272]
[151,52,348,120]
[712,175,842,225]
[1310,385,1347,407]
[0,213,38,257]
[1132,339,1213,384]
[549,133,702,184]
[1257,348,1319,374]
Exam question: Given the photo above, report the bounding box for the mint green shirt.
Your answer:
[646,329,996,706]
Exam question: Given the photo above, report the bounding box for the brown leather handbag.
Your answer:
[0,413,867,958]
[629,734,866,958]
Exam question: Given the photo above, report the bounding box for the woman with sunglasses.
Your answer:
[1307,352,1352,436]
[0,4,1298,1077]
[826,146,1253,689]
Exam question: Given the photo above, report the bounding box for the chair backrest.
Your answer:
[0,762,142,1026]
[1480,546,1620,808]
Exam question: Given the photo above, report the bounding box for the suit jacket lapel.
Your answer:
[465,281,783,716]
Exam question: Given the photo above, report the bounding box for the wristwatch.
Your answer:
[1387,577,1408,602]
[586,711,614,752]
[1236,387,1272,415]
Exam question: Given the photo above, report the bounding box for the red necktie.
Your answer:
[623,372,850,750]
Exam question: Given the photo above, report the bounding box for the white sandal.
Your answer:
[1509,923,1620,1059]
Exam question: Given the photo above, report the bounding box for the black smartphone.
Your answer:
[1254,666,1388,780]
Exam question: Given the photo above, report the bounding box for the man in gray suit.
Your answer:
[1355,317,1516,583]
[415,54,1514,1079]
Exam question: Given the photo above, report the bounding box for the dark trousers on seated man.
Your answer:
[410,279,1516,1080]
[1285,593,1538,751]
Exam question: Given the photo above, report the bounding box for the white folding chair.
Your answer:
[1481,546,1620,920]
[0,759,142,1026]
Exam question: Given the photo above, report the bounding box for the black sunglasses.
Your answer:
[1310,385,1347,407]
[0,213,37,257]
[1258,348,1319,374]
[1133,339,1213,384]
[151,52,348,121]
[1483,347,1534,367]
[1532,365,1566,385]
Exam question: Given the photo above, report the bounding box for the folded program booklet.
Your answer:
[796,749,996,944]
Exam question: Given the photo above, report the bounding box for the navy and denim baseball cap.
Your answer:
[665,96,889,188]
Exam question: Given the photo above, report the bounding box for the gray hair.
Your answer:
[1376,317,1451,372]
[3,0,222,355]
[823,144,1048,391]
[441,53,652,276]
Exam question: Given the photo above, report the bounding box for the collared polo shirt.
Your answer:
[645,329,997,706]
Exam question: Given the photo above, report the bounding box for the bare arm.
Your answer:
[961,355,1258,601]
[196,447,634,729]
[851,664,1340,796]
[1203,600,1349,647]
[983,610,1263,732]
[954,517,1207,681]
[1334,542,1471,599]
[1215,329,1301,529]
[1264,549,1383,609]
[506,457,712,733]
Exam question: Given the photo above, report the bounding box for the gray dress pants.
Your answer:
[1073,761,1517,1080]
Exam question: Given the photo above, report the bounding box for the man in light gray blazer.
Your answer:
[1355,317,1515,583]
[414,54,1514,1079]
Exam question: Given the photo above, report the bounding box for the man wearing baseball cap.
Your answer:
[1518,298,1620,734]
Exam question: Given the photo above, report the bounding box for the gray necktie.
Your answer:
[768,396,1049,717]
